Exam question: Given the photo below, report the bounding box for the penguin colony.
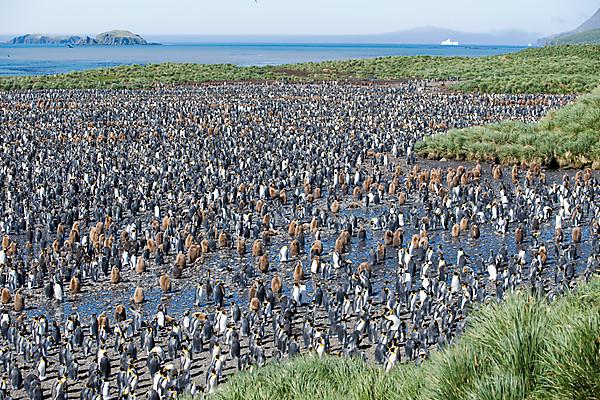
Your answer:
[0,82,597,399]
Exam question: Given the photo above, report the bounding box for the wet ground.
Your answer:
[17,160,597,323]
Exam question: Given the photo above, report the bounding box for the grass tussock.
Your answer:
[193,278,600,400]
[200,354,424,400]
[415,85,600,168]
[2,45,600,93]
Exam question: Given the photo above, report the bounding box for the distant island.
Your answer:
[539,7,600,45]
[7,30,150,45]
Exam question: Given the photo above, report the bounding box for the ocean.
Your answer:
[0,43,525,76]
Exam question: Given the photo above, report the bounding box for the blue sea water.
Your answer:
[0,43,525,76]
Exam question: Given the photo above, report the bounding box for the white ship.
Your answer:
[440,39,459,46]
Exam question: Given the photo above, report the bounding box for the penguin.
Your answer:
[237,238,247,256]
[451,272,460,293]
[384,230,394,246]
[310,239,323,258]
[293,261,305,283]
[219,231,230,249]
[292,282,308,305]
[555,227,564,243]
[258,254,269,273]
[250,297,260,312]
[137,256,147,273]
[172,262,183,280]
[1,288,10,304]
[470,224,480,239]
[110,266,121,284]
[147,354,160,377]
[69,276,81,294]
[133,287,145,304]
[460,217,469,232]
[515,225,524,245]
[206,368,218,393]
[14,290,24,312]
[290,239,301,257]
[457,248,469,268]
[488,262,497,282]
[175,252,186,270]
[572,226,581,243]
[279,245,290,262]
[10,365,22,390]
[37,356,47,381]
[315,337,327,358]
[99,353,111,380]
[451,223,460,238]
[252,240,264,257]
[271,273,283,294]
[115,304,126,322]
[310,256,321,274]
[213,282,225,307]
[159,274,171,293]
[358,226,367,241]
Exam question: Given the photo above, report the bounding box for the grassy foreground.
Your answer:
[416,85,600,168]
[1,45,600,93]
[202,278,600,400]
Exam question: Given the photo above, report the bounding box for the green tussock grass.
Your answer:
[277,45,600,94]
[2,45,600,93]
[186,278,600,400]
[0,63,283,91]
[416,85,600,168]
[207,355,424,400]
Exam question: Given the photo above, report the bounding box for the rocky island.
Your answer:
[7,30,149,45]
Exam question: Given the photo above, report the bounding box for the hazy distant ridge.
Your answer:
[538,7,600,45]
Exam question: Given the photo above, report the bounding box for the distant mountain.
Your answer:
[544,29,600,46]
[573,7,600,33]
[7,30,149,45]
[539,7,600,45]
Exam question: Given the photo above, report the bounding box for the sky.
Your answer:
[0,0,598,37]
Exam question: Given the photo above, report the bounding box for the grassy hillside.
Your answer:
[416,86,600,168]
[545,29,600,46]
[1,45,600,93]
[206,278,600,400]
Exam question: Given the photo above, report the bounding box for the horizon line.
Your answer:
[0,27,543,38]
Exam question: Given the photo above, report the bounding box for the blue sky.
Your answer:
[1,0,598,36]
